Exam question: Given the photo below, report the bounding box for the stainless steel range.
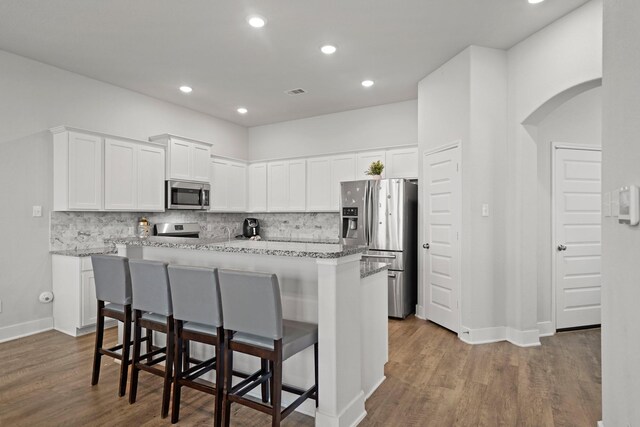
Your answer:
[153,222,201,238]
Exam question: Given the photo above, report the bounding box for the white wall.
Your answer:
[417,46,508,335]
[535,87,602,325]
[248,100,417,161]
[505,0,602,340]
[0,49,248,336]
[601,0,640,424]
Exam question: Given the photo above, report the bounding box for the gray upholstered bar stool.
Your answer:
[167,265,224,425]
[218,269,319,427]
[90,255,135,397]
[128,259,174,418]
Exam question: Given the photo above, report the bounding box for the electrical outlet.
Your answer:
[128,226,135,235]
[481,203,489,217]
[32,205,42,217]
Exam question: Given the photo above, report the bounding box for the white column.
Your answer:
[315,254,367,427]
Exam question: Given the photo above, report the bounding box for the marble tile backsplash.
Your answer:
[50,211,340,251]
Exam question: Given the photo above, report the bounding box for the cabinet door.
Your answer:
[192,144,211,182]
[68,132,103,210]
[81,270,97,327]
[169,139,192,180]
[386,147,418,179]
[248,163,268,212]
[210,158,229,211]
[104,138,137,210]
[137,145,165,211]
[330,154,357,210]
[228,162,247,211]
[306,157,332,211]
[288,160,306,211]
[357,151,387,180]
[267,161,289,212]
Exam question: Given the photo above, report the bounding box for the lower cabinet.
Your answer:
[52,254,113,337]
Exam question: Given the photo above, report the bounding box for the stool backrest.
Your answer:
[168,265,222,327]
[129,260,173,315]
[218,269,283,340]
[91,255,132,305]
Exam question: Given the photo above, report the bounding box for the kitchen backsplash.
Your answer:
[50,211,340,251]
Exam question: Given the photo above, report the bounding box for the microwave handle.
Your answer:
[201,188,206,209]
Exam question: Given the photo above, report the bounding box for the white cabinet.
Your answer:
[104,138,165,211]
[386,147,418,179]
[248,163,268,212]
[210,157,247,212]
[150,134,212,183]
[306,157,332,211]
[330,154,357,210]
[357,151,387,180]
[53,255,111,337]
[267,160,306,212]
[53,129,104,211]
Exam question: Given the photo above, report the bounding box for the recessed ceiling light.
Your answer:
[247,15,266,28]
[179,86,192,93]
[361,80,374,88]
[528,0,544,3]
[320,45,337,55]
[237,107,248,114]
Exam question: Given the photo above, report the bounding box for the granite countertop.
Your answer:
[50,247,117,257]
[360,261,390,278]
[105,236,367,259]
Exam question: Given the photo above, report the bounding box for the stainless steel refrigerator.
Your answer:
[340,179,418,318]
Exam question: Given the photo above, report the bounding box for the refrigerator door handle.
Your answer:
[366,182,373,246]
[362,254,397,260]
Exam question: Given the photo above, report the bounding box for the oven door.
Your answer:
[166,181,210,210]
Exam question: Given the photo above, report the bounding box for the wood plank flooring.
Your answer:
[0,317,601,426]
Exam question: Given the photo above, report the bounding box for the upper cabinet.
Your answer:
[330,154,357,210]
[150,134,212,183]
[52,127,165,212]
[306,157,332,211]
[248,163,268,212]
[268,160,306,212]
[386,147,418,179]
[210,157,247,212]
[357,151,387,180]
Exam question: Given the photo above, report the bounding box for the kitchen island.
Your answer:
[107,236,388,427]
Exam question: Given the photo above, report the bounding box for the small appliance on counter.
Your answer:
[137,217,150,238]
[242,218,260,238]
[153,222,201,238]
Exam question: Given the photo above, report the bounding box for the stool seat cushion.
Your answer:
[231,319,318,361]
[141,312,170,325]
[183,321,218,337]
[104,303,127,313]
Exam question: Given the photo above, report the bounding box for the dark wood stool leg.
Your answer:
[261,359,270,403]
[91,301,105,386]
[118,306,132,397]
[222,335,234,427]
[314,342,319,407]
[129,310,142,404]
[171,320,183,424]
[214,329,224,427]
[146,328,153,363]
[271,344,283,427]
[269,360,275,404]
[161,316,174,418]
[183,339,190,371]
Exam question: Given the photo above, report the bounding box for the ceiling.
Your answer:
[0,0,589,127]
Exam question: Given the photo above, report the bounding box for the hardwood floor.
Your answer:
[0,317,601,426]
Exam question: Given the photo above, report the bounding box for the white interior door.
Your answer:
[554,147,602,329]
[422,146,461,333]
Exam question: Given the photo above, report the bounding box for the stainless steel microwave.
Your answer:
[166,180,210,210]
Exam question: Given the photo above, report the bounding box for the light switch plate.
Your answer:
[481,203,489,217]
[32,206,42,217]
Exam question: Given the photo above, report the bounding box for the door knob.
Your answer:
[557,244,567,251]
[423,243,430,249]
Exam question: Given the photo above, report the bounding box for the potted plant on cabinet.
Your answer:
[365,160,384,180]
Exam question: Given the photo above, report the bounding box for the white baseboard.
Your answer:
[459,325,541,347]
[0,317,54,343]
[537,321,555,337]
[415,304,426,320]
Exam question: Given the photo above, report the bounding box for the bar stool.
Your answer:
[167,265,224,425]
[218,269,319,427]
[90,255,134,397]
[128,259,174,418]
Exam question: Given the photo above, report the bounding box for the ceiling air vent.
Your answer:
[285,88,306,96]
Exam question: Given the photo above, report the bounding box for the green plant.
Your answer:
[365,160,384,176]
